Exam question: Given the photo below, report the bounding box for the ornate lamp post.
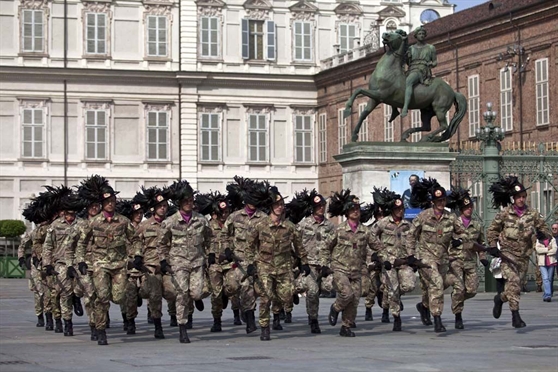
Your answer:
[475,102,505,291]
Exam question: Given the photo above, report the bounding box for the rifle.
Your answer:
[472,242,520,272]
[392,257,431,270]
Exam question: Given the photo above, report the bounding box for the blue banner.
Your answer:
[389,170,424,220]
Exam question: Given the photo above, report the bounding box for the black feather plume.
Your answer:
[328,189,356,217]
[116,199,134,219]
[226,176,255,211]
[244,180,272,209]
[446,187,472,211]
[489,177,519,208]
[372,187,401,215]
[285,189,312,224]
[360,203,375,223]
[78,175,109,203]
[410,177,440,209]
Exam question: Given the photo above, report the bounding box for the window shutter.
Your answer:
[241,19,249,59]
[265,20,276,61]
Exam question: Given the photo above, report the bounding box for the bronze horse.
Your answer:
[343,30,467,143]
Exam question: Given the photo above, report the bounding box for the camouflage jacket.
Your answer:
[17,231,32,260]
[487,205,550,260]
[75,212,135,269]
[246,216,307,275]
[450,216,486,266]
[224,208,267,261]
[326,220,383,279]
[297,215,336,267]
[208,218,233,270]
[375,216,411,262]
[157,211,211,271]
[132,216,166,267]
[406,208,464,261]
[62,218,93,267]
[31,223,50,260]
[43,217,81,266]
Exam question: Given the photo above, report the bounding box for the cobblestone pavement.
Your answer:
[0,279,556,372]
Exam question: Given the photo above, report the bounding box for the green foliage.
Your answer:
[0,220,27,238]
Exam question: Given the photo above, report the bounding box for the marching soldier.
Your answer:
[487,177,550,328]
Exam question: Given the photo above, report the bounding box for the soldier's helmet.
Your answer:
[169,179,195,204]
[410,177,446,209]
[194,191,230,217]
[285,188,326,224]
[328,189,362,217]
[372,187,403,216]
[447,187,473,212]
[489,176,530,208]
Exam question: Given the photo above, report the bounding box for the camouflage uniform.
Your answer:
[297,215,335,320]
[246,216,307,328]
[43,217,80,321]
[487,205,549,311]
[124,224,142,322]
[406,208,464,316]
[207,218,233,319]
[18,232,43,316]
[364,222,388,312]
[77,212,135,330]
[157,211,211,326]
[375,216,416,317]
[32,224,52,316]
[445,217,485,314]
[327,221,382,328]
[223,208,267,312]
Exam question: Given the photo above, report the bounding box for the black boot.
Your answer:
[279,309,286,320]
[90,325,98,341]
[36,313,45,327]
[310,318,321,334]
[339,325,355,337]
[127,318,136,335]
[106,311,110,328]
[393,315,402,332]
[245,310,257,334]
[154,318,165,339]
[186,314,193,329]
[72,295,84,317]
[45,312,53,331]
[416,302,428,325]
[54,318,63,333]
[63,319,74,336]
[195,300,204,311]
[328,304,339,326]
[122,313,129,332]
[272,313,283,330]
[97,329,108,345]
[211,317,222,332]
[147,308,154,324]
[365,307,373,321]
[455,312,464,329]
[179,324,190,343]
[493,294,503,319]
[170,315,178,327]
[308,316,311,325]
[400,301,404,312]
[424,308,433,325]
[349,321,357,328]
[381,308,390,323]
[240,310,247,323]
[285,312,292,324]
[511,310,526,328]
[233,309,242,325]
[260,326,270,341]
[434,315,446,333]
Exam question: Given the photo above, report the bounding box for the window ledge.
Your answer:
[18,53,49,59]
[144,56,171,62]
[291,61,315,66]
[244,60,271,65]
[145,160,171,164]
[198,57,223,63]
[82,55,112,60]
[18,158,48,162]
[246,161,270,166]
[293,162,315,167]
[199,161,223,165]
[84,159,112,164]
[535,123,550,128]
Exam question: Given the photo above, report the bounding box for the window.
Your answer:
[86,13,107,55]
[337,109,347,154]
[242,19,275,61]
[468,75,480,137]
[21,9,44,52]
[85,110,107,160]
[293,21,312,62]
[200,16,219,58]
[294,115,313,163]
[386,20,397,31]
[500,68,512,131]
[384,104,394,142]
[147,111,169,160]
[535,58,549,126]
[411,110,421,143]
[338,23,356,53]
[22,108,45,158]
[200,113,220,162]
[358,103,368,141]
[248,114,267,162]
[318,113,327,163]
[147,16,168,57]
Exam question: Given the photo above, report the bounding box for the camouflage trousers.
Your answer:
[224,265,256,312]
[418,257,449,317]
[172,266,205,326]
[382,265,416,316]
[125,272,143,320]
[209,264,237,318]
[73,270,96,327]
[300,265,321,319]
[258,271,293,328]
[50,263,74,321]
[332,272,361,328]
[92,265,127,330]
[445,260,479,314]
[364,268,387,309]
[139,267,177,320]
[29,264,47,316]
[499,258,529,311]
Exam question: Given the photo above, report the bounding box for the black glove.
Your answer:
[371,252,382,265]
[224,248,234,262]
[451,238,463,248]
[383,261,392,271]
[320,266,332,278]
[18,257,26,269]
[133,255,144,270]
[45,265,55,276]
[407,255,419,266]
[32,257,40,268]
[487,247,501,257]
[160,259,171,274]
[480,259,489,267]
[208,253,216,266]
[78,262,88,275]
[67,266,77,279]
[247,264,256,277]
[301,264,311,276]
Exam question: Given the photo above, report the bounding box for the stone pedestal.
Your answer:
[333,142,457,203]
